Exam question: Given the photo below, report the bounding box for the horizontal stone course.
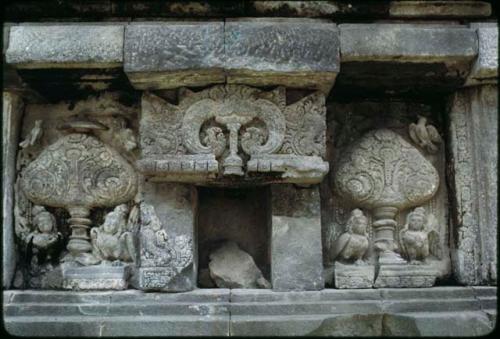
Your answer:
[340,24,478,62]
[6,24,124,68]
[3,287,496,336]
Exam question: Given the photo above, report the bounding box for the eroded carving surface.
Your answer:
[137,202,193,290]
[138,85,328,184]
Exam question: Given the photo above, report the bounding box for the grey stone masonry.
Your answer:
[340,24,477,62]
[131,181,198,292]
[271,185,324,291]
[2,92,24,288]
[3,287,496,336]
[465,23,498,86]
[225,18,340,93]
[6,24,124,68]
[447,84,498,285]
[124,22,225,89]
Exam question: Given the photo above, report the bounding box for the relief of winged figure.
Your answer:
[330,209,370,265]
[90,204,136,265]
[399,207,441,264]
[409,116,441,154]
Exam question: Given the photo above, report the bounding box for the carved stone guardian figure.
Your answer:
[90,204,136,264]
[330,209,370,265]
[399,207,440,264]
[330,209,374,288]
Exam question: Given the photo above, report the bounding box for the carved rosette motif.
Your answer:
[334,129,439,261]
[138,85,328,184]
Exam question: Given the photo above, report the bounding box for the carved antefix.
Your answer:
[137,85,329,184]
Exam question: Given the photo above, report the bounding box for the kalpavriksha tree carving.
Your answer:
[331,127,444,288]
[13,85,447,290]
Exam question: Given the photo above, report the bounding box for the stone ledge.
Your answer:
[6,24,124,68]
[3,287,496,336]
[465,23,498,86]
[340,24,477,63]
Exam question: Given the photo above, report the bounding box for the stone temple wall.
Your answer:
[2,0,498,336]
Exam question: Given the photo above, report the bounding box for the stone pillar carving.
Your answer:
[271,185,324,291]
[131,181,196,291]
[447,85,498,285]
[2,92,24,288]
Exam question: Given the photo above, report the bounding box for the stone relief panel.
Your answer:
[322,102,450,288]
[138,84,329,185]
[13,93,142,289]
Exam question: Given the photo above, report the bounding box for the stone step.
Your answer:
[3,287,496,336]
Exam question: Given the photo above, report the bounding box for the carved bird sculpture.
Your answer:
[19,120,43,149]
[409,116,441,154]
[330,209,370,265]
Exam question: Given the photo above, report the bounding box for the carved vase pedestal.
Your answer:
[333,262,374,289]
[61,262,131,290]
[374,262,440,288]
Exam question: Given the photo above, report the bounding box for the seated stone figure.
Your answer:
[27,205,62,262]
[90,204,135,265]
[330,209,370,265]
[399,207,440,264]
[139,202,172,267]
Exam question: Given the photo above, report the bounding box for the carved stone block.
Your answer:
[225,19,339,93]
[6,25,124,68]
[2,92,23,288]
[333,262,374,289]
[447,85,498,285]
[132,182,196,291]
[465,23,498,86]
[271,185,324,291]
[61,264,131,290]
[138,85,329,185]
[374,263,439,288]
[124,22,225,90]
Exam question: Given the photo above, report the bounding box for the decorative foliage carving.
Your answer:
[335,129,439,209]
[281,92,326,157]
[138,85,328,184]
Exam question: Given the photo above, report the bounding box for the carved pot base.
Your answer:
[333,262,375,289]
[61,263,131,290]
[374,263,439,288]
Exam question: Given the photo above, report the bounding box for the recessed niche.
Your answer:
[196,186,271,287]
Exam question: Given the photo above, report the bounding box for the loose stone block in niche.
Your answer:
[271,184,324,291]
[124,22,225,90]
[374,263,439,288]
